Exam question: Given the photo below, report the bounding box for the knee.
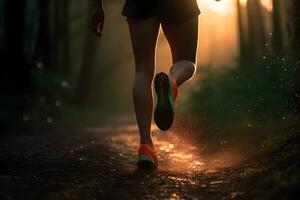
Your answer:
[185,60,197,75]
[184,60,197,69]
[172,60,197,74]
[189,61,197,73]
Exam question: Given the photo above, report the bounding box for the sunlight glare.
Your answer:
[239,0,247,6]
[93,123,240,173]
[198,0,235,15]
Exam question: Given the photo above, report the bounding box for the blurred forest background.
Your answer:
[0,1,299,198]
[0,0,299,149]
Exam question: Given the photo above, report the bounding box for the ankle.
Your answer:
[140,140,154,148]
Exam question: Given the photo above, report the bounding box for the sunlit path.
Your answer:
[0,121,291,199]
[86,123,237,174]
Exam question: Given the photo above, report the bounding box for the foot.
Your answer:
[137,144,158,170]
[154,72,178,131]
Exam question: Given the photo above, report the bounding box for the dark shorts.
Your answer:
[122,0,201,24]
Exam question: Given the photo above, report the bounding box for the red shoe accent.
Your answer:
[169,75,179,102]
[138,144,158,164]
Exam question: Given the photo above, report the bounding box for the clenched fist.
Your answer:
[89,6,105,37]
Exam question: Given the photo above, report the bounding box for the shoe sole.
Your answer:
[137,160,157,172]
[154,73,174,131]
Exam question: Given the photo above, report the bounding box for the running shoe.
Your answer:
[154,72,178,131]
[137,144,158,170]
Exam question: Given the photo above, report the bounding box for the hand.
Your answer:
[89,7,105,37]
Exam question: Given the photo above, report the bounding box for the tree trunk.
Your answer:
[246,0,267,60]
[62,0,70,73]
[54,0,70,73]
[2,0,32,94]
[73,31,97,106]
[291,0,300,53]
[272,0,283,56]
[0,0,5,51]
[236,0,247,61]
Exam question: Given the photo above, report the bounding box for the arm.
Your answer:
[89,0,105,37]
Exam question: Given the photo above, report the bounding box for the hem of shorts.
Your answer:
[122,10,201,24]
[160,12,201,25]
[122,11,157,19]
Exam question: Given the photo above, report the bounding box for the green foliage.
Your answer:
[0,67,69,128]
[31,68,69,95]
[185,55,300,139]
[0,65,110,129]
[0,94,29,127]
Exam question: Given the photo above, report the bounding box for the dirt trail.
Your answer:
[0,123,273,200]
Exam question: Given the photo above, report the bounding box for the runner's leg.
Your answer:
[128,17,160,147]
[162,17,199,87]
